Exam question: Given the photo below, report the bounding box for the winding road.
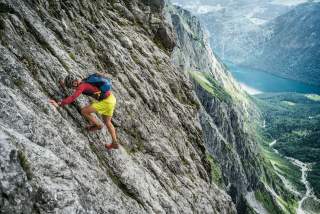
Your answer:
[286,157,312,214]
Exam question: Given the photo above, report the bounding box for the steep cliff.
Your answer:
[0,0,237,213]
[168,5,301,214]
[168,5,262,212]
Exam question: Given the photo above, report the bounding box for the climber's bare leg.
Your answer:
[103,116,119,149]
[81,105,102,130]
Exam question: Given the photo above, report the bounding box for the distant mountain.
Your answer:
[173,0,320,86]
[172,0,295,63]
[244,2,320,86]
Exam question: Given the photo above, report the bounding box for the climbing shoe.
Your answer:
[105,143,119,150]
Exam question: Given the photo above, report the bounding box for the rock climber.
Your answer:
[49,73,119,150]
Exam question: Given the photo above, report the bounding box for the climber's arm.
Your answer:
[59,84,86,106]
[49,84,86,107]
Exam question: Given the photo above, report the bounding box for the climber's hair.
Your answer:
[64,74,79,88]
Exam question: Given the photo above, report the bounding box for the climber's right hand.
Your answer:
[49,99,61,108]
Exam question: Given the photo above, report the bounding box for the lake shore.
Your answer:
[226,62,320,95]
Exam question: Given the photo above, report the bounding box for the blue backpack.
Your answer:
[83,73,112,100]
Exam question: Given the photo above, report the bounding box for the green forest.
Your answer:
[255,93,320,198]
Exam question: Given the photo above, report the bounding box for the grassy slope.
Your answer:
[189,71,232,104]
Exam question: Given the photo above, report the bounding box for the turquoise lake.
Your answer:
[226,63,320,95]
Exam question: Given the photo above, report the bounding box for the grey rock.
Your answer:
[113,3,135,22]
[154,21,176,52]
[118,35,133,50]
[0,0,236,213]
[0,131,33,214]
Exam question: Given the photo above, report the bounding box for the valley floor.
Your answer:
[256,93,320,214]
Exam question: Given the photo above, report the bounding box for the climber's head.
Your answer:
[64,74,81,88]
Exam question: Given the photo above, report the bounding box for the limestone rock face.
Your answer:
[0,0,236,213]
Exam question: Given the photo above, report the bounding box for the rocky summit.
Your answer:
[0,0,237,213]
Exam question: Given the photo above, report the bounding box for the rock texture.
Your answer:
[0,0,236,213]
[169,5,262,212]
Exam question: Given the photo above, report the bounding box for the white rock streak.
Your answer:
[245,192,269,214]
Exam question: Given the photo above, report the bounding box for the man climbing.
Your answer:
[49,73,119,150]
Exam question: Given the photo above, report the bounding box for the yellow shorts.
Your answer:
[91,93,116,117]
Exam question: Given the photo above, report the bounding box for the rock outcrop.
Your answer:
[0,0,237,213]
